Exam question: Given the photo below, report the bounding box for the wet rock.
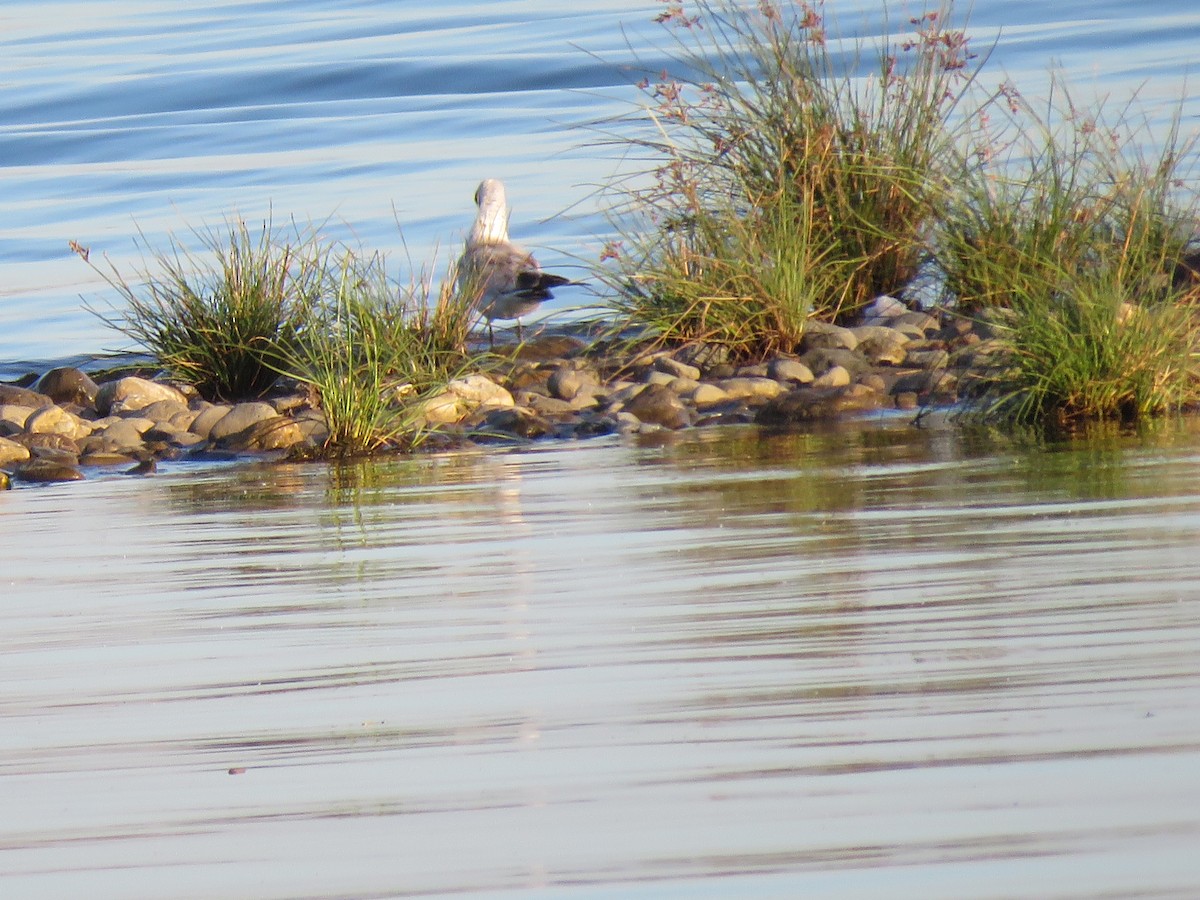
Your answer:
[622,383,692,429]
[35,367,99,406]
[12,432,80,455]
[134,398,189,423]
[95,376,188,416]
[79,451,139,467]
[894,391,920,410]
[714,376,785,402]
[515,335,586,361]
[479,406,556,440]
[0,436,31,466]
[0,403,36,435]
[25,404,92,440]
[94,418,153,453]
[689,383,732,408]
[514,392,577,417]
[207,402,279,442]
[801,320,858,352]
[799,347,870,379]
[812,365,851,388]
[547,366,600,402]
[852,325,911,365]
[188,404,234,439]
[14,458,85,483]
[0,470,9,490]
[756,384,883,425]
[448,374,514,409]
[0,384,53,408]
[217,415,306,452]
[859,294,908,325]
[904,347,950,370]
[654,355,702,381]
[143,423,206,448]
[767,357,814,384]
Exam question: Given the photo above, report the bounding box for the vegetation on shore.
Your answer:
[84,0,1200,446]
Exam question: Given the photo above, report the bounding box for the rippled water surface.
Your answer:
[3,422,1200,897]
[4,3,1200,896]
[2,0,1200,370]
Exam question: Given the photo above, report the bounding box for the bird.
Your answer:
[457,178,573,345]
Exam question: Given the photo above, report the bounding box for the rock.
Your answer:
[689,383,732,408]
[621,383,692,429]
[207,402,279,442]
[714,376,785,402]
[14,459,85,483]
[79,451,139,467]
[799,347,870,379]
[0,403,36,434]
[11,432,80,455]
[188,404,234,439]
[654,355,702,381]
[0,470,9,490]
[756,385,883,425]
[852,325,911,365]
[514,392,577,417]
[767,357,814,384]
[448,374,514,409]
[0,384,53,408]
[894,310,940,334]
[515,335,585,360]
[812,365,851,388]
[143,423,206,448]
[25,405,92,440]
[904,348,950,370]
[95,376,187,416]
[217,415,305,451]
[0,436,31,466]
[35,367,99,406]
[644,371,678,387]
[801,320,859,352]
[547,367,593,401]
[479,407,555,440]
[674,342,731,370]
[95,419,153,452]
[860,294,908,323]
[134,398,189,423]
[894,391,920,410]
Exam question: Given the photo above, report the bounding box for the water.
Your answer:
[5,3,1200,896]
[3,422,1200,897]
[2,0,1200,371]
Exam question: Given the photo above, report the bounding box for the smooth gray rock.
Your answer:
[0,384,53,408]
[188,404,234,439]
[95,377,187,416]
[622,383,692,429]
[767,357,815,384]
[207,402,279,442]
[14,458,85,483]
[0,436,31,465]
[654,355,702,381]
[715,377,785,401]
[35,367,100,406]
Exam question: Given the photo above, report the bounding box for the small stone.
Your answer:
[218,415,305,451]
[94,376,187,416]
[0,403,36,434]
[801,320,858,352]
[0,384,53,408]
[447,375,514,410]
[14,458,85,483]
[97,419,152,452]
[25,405,92,440]
[622,382,692,429]
[904,348,950,370]
[135,398,189,423]
[79,451,138,467]
[547,368,584,401]
[767,358,814,384]
[35,367,99,406]
[689,383,732,408]
[800,347,870,379]
[12,432,80,455]
[894,391,920,410]
[644,371,677,387]
[188,404,234,438]
[0,436,31,465]
[0,471,9,490]
[894,310,939,334]
[515,393,576,417]
[479,407,555,440]
[857,373,888,393]
[812,365,851,388]
[654,355,702,381]
[207,402,279,442]
[715,377,785,402]
[860,294,908,322]
[756,385,883,425]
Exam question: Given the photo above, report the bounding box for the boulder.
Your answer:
[35,367,99,406]
[95,377,187,416]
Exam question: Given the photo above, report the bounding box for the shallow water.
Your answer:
[3,421,1200,897]
[5,4,1200,896]
[2,0,1200,371]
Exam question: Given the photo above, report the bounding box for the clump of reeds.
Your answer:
[939,79,1200,423]
[91,218,326,400]
[598,0,980,358]
[282,250,475,456]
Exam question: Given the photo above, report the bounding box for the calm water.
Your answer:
[1,0,1200,370]
[4,3,1200,897]
[3,421,1200,897]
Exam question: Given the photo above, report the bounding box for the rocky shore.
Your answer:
[0,297,998,487]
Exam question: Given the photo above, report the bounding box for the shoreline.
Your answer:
[0,301,1041,487]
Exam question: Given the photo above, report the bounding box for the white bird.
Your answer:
[457,178,572,344]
